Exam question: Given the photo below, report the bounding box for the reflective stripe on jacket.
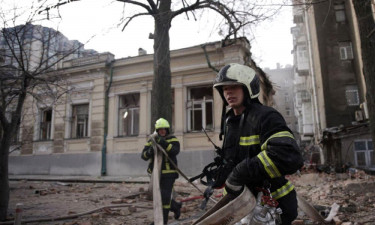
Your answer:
[141,135,180,178]
[223,102,303,200]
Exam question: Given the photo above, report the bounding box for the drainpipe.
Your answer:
[101,60,115,176]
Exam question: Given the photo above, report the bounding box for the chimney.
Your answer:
[276,63,281,69]
[138,48,147,56]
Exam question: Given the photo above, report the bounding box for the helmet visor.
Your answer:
[213,81,243,88]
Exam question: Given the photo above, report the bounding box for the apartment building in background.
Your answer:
[264,65,298,139]
[291,0,373,172]
[0,23,96,70]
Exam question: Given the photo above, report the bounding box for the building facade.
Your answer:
[291,0,373,171]
[264,65,298,135]
[9,38,259,177]
[0,24,96,70]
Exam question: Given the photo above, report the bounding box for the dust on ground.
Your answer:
[5,171,375,225]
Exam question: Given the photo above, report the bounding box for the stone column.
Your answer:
[173,78,184,149]
[174,80,184,136]
[90,76,105,152]
[20,97,34,154]
[139,81,149,138]
[53,94,67,153]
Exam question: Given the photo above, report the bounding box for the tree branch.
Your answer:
[38,0,81,15]
[201,44,219,72]
[171,0,200,19]
[120,12,151,32]
[116,0,155,14]
[146,0,158,13]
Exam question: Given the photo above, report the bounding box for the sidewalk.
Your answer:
[8,174,151,183]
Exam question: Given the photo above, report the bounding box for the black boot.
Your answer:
[171,199,182,220]
[163,208,170,224]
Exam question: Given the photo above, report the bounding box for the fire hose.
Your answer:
[149,133,217,204]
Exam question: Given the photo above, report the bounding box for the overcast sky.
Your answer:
[5,0,294,69]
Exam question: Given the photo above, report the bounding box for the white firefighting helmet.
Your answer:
[213,63,260,104]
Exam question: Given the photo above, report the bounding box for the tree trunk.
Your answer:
[151,0,173,130]
[0,132,10,221]
[352,1,375,145]
[0,90,25,221]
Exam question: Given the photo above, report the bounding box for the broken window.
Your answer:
[71,104,89,138]
[345,85,359,106]
[118,93,139,136]
[39,108,52,140]
[334,4,346,23]
[187,86,213,132]
[354,139,374,168]
[339,42,353,60]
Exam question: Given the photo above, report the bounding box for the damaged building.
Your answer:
[291,0,374,172]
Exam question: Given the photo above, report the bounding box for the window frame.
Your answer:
[6,111,21,144]
[118,93,140,137]
[70,104,89,139]
[334,4,346,23]
[186,85,214,132]
[354,139,374,168]
[345,85,360,106]
[339,42,354,60]
[39,108,52,141]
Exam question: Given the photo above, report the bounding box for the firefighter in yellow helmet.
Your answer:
[212,63,304,225]
[141,118,182,224]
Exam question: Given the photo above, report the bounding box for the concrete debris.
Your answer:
[6,171,375,225]
[56,182,73,187]
[324,203,339,222]
[292,170,375,225]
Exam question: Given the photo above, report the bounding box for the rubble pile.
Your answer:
[290,171,375,225]
[5,171,375,225]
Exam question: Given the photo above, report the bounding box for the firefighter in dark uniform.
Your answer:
[141,118,182,225]
[213,63,304,225]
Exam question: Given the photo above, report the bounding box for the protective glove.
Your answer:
[145,148,154,158]
[212,158,235,189]
[224,160,248,196]
[156,137,169,150]
[225,172,244,196]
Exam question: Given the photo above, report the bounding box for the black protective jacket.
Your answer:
[141,135,180,179]
[222,101,303,200]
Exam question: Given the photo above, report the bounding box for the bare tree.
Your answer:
[42,0,284,129]
[352,0,375,154]
[122,0,285,127]
[0,8,92,219]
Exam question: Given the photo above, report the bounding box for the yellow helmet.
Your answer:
[155,118,170,130]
